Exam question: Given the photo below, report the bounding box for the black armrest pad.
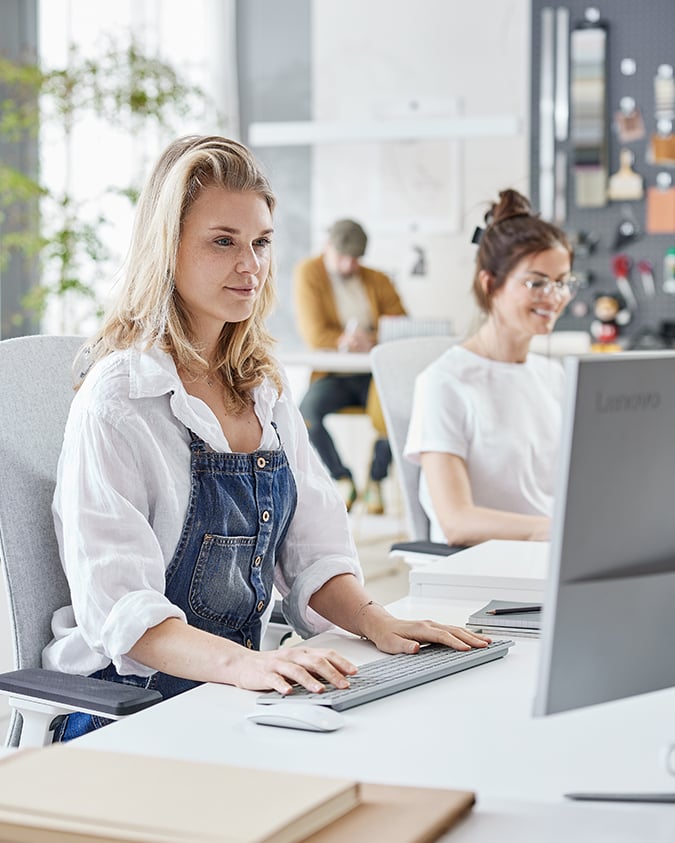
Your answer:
[390,540,467,557]
[0,669,162,716]
[269,599,287,626]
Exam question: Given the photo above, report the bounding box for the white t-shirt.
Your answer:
[404,346,565,543]
[43,346,362,678]
[327,271,374,332]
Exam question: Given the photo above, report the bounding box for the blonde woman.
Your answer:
[45,136,488,741]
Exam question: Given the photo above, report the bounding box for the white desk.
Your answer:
[276,349,372,407]
[277,349,371,374]
[77,596,675,842]
[409,540,549,602]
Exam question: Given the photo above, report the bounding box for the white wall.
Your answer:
[33,0,531,342]
[311,0,531,337]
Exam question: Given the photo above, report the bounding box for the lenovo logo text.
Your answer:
[596,390,662,413]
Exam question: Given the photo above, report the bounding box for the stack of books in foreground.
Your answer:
[0,745,474,843]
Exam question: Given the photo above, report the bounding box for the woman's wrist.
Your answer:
[212,637,253,686]
[353,599,392,641]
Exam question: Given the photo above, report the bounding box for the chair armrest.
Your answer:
[0,669,162,717]
[269,599,287,625]
[390,540,467,557]
[261,600,293,650]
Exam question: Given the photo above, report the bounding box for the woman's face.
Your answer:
[174,186,273,342]
[489,245,573,338]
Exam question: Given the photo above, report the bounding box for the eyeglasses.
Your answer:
[519,274,579,300]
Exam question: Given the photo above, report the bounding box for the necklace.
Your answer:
[179,364,256,418]
[179,365,218,389]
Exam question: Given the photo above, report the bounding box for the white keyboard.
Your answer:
[257,640,514,711]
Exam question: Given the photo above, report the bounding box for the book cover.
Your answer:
[300,783,475,843]
[467,600,542,630]
[465,623,540,639]
[0,746,359,843]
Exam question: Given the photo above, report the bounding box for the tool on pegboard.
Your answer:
[637,259,655,297]
[612,206,641,251]
[646,172,675,234]
[611,254,637,310]
[650,65,675,166]
[613,96,646,143]
[664,248,675,294]
[608,148,644,201]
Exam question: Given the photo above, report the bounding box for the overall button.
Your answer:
[261,510,270,523]
[246,638,253,649]
[253,555,262,567]
[256,456,266,469]
[257,600,265,612]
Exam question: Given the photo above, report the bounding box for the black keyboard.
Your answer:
[257,640,514,711]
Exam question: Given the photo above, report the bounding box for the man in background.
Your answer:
[293,219,406,514]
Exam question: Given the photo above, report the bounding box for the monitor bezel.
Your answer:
[534,350,675,717]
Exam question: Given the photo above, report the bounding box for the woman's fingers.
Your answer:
[239,629,492,693]
[256,647,358,694]
[371,619,492,654]
[445,625,492,647]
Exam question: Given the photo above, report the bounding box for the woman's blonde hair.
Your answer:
[85,135,281,412]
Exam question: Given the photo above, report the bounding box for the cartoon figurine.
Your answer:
[590,293,631,352]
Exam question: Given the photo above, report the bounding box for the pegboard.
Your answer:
[530,0,675,347]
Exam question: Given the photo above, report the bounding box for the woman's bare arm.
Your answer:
[421,451,550,546]
[127,618,357,696]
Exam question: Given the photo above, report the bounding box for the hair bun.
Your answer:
[485,188,533,226]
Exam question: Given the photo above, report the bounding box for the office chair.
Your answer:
[370,336,466,562]
[0,335,161,748]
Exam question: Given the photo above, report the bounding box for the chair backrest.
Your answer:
[378,316,455,344]
[370,335,459,540]
[0,335,83,741]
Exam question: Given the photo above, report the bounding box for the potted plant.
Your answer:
[0,37,212,333]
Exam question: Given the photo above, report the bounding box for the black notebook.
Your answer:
[466,600,542,637]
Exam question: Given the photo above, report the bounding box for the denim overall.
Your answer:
[55,425,297,741]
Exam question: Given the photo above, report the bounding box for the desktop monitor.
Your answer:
[534,350,675,717]
[377,316,455,344]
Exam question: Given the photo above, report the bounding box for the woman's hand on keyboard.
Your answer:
[229,646,358,695]
[358,606,492,655]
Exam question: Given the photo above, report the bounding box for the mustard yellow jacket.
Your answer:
[293,255,406,435]
[293,255,406,351]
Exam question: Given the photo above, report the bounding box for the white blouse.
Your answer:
[42,346,363,677]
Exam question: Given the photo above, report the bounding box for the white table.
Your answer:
[76,596,675,842]
[277,349,371,374]
[276,349,372,406]
[409,539,549,601]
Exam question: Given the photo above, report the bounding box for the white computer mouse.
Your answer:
[246,703,345,732]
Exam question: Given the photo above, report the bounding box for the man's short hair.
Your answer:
[327,219,368,258]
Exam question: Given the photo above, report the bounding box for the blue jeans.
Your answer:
[300,374,391,481]
[53,711,112,742]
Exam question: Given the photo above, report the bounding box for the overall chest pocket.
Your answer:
[189,534,260,628]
